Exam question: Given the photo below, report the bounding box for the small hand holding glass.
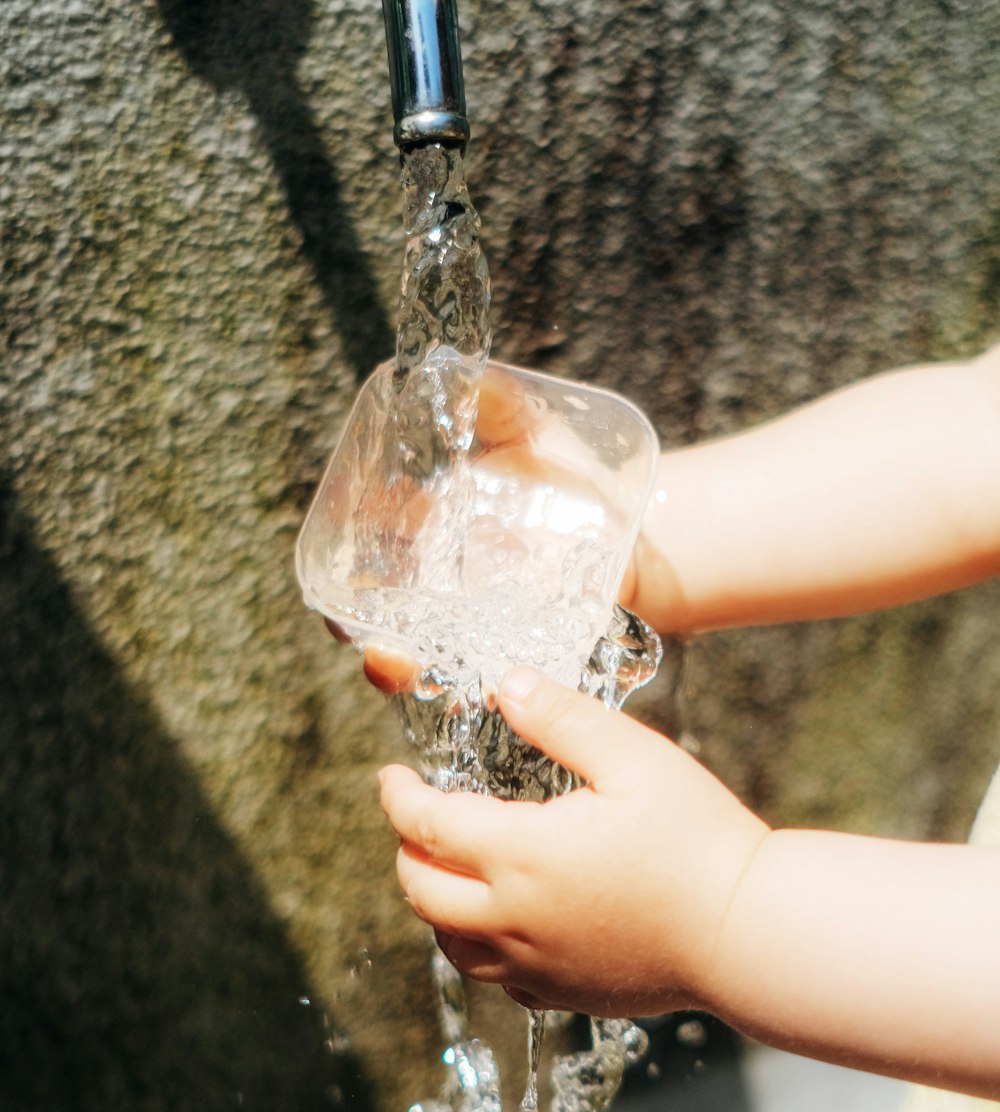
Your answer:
[377,666,768,1017]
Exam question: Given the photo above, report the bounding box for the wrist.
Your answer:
[628,531,697,636]
[667,807,772,1015]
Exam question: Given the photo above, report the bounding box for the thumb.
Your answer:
[497,667,660,786]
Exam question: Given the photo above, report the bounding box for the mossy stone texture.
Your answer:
[2,0,1000,1107]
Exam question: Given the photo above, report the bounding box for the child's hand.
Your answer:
[323,622,419,695]
[378,667,769,1017]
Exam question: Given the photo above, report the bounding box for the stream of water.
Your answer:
[385,141,661,1112]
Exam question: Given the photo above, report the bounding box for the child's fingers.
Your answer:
[435,930,508,983]
[379,764,512,876]
[324,617,353,644]
[395,842,494,937]
[497,668,658,787]
[363,647,419,694]
[475,366,537,447]
[322,621,420,695]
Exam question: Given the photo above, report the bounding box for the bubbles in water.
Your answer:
[675,1019,707,1048]
[441,1042,502,1112]
[395,604,660,800]
[397,608,660,1112]
[622,1024,650,1064]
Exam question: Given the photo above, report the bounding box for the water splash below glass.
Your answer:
[549,1019,650,1112]
[396,606,661,1110]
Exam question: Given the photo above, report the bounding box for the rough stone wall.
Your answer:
[2,0,999,1108]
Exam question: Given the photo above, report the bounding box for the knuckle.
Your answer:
[415,808,440,860]
[398,858,431,922]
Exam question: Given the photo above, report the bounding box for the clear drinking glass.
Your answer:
[296,359,659,690]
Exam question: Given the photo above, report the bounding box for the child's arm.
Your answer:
[380,667,1000,1097]
[344,345,1000,682]
[630,343,1000,634]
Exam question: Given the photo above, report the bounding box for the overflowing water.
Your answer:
[396,605,660,1110]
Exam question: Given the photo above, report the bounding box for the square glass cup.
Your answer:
[296,359,659,689]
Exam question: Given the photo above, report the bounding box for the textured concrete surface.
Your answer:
[3,0,1000,1108]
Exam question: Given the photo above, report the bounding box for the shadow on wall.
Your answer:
[157,0,396,383]
[0,476,375,1112]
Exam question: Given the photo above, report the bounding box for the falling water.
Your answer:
[386,142,661,1110]
[350,140,492,606]
[396,607,661,1111]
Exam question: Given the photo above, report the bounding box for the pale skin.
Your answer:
[342,342,1000,1096]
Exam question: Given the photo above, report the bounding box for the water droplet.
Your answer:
[323,1027,352,1055]
[676,1019,707,1047]
[623,1022,649,1063]
[679,730,701,754]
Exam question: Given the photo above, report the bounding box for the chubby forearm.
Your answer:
[379,670,1000,1094]
[634,346,1000,634]
[706,829,1000,1096]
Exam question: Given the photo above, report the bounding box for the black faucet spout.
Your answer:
[381,0,470,150]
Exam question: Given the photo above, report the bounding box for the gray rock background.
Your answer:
[2,0,999,1108]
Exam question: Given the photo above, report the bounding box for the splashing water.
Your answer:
[383,144,660,1110]
[396,606,661,1110]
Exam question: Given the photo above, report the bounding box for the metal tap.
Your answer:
[381,0,470,149]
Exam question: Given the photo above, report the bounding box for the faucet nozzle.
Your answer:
[381,0,470,150]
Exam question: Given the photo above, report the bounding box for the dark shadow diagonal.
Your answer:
[157,0,396,384]
[0,476,376,1112]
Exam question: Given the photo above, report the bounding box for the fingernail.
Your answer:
[499,666,543,706]
[325,618,352,644]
